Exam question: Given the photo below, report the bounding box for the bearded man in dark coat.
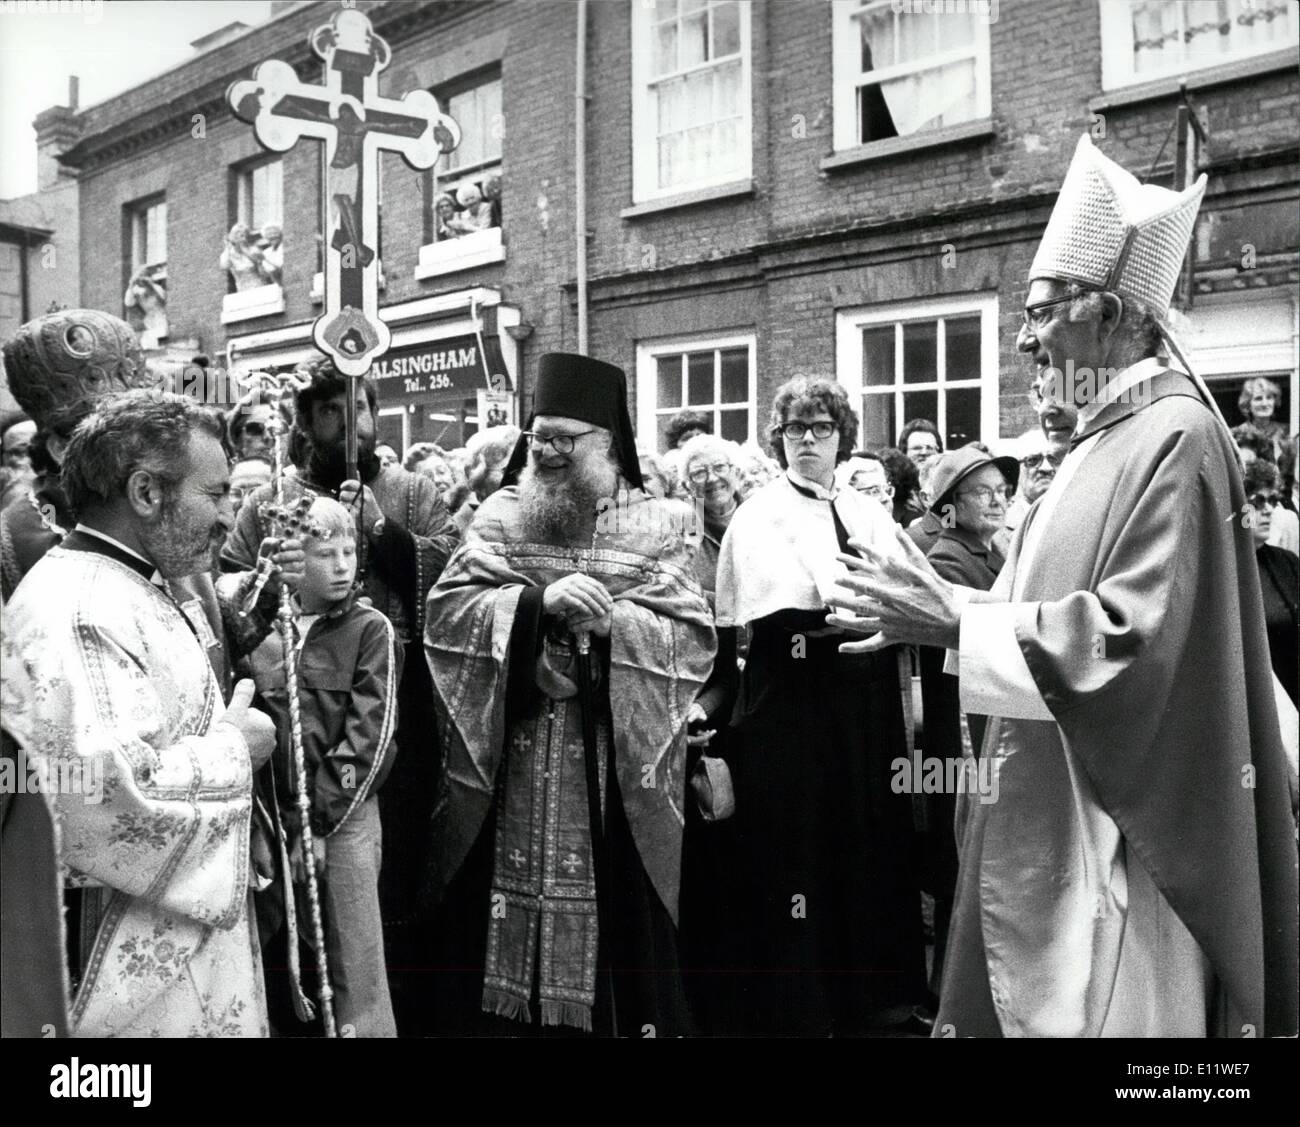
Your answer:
[423,353,715,1036]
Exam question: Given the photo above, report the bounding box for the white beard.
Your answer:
[517,450,619,546]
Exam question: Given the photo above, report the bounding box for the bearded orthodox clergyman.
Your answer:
[423,353,715,1035]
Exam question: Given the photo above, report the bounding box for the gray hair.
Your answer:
[678,433,738,475]
[1065,284,1163,358]
[61,389,227,515]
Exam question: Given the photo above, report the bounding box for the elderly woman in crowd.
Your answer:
[836,452,894,512]
[637,450,678,500]
[733,441,779,498]
[674,433,747,1033]
[713,376,927,1036]
[1245,459,1298,707]
[404,443,461,505]
[914,444,1017,994]
[1239,376,1289,461]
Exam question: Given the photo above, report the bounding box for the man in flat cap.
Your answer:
[424,352,715,1036]
[831,135,1297,1038]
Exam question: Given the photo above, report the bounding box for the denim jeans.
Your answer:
[323,797,397,1037]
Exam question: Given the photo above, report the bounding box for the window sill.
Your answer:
[821,119,995,172]
[620,179,754,219]
[414,227,505,280]
[1090,47,1299,112]
[221,284,285,325]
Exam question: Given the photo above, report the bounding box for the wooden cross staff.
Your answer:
[228,7,461,477]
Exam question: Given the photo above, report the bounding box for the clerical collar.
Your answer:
[65,524,162,584]
[1076,356,1168,429]
[786,467,837,501]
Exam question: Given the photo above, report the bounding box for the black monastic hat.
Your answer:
[500,352,644,490]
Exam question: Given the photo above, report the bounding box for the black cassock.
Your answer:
[726,611,928,1036]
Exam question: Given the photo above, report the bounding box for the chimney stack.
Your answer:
[34,77,81,191]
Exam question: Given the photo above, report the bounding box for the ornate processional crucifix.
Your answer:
[228,6,461,477]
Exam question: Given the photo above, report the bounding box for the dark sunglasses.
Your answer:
[1249,493,1281,509]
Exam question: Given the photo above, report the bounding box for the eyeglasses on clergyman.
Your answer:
[1022,293,1081,329]
[522,430,596,454]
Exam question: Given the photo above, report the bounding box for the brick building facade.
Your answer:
[46,0,1300,452]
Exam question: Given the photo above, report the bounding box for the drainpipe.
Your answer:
[575,0,589,353]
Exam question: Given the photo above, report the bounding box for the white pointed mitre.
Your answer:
[1030,134,1206,314]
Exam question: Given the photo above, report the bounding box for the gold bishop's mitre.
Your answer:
[1030,134,1207,316]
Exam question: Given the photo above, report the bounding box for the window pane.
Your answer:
[482,80,503,162]
[858,82,900,144]
[901,390,938,433]
[146,202,167,265]
[654,0,679,21]
[712,0,740,57]
[658,131,683,189]
[657,356,682,407]
[934,9,977,52]
[687,351,713,405]
[860,392,895,450]
[1131,0,1177,77]
[862,326,895,388]
[945,385,981,449]
[858,5,895,73]
[719,347,748,402]
[902,321,936,384]
[1184,0,1235,68]
[896,9,935,63]
[945,316,981,383]
[712,119,739,175]
[877,57,976,136]
[251,162,282,230]
[658,77,686,133]
[682,11,708,67]
[719,407,747,443]
[714,61,741,116]
[655,21,677,76]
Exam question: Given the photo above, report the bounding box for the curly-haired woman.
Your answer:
[714,376,928,1036]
